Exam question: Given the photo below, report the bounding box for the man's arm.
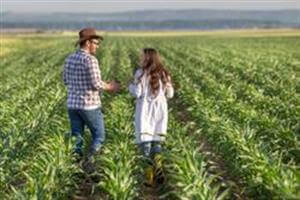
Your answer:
[86,56,105,91]
[86,56,119,92]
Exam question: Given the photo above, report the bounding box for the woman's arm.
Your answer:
[129,82,142,98]
[166,76,174,99]
[128,69,143,98]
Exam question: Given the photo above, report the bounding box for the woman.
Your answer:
[129,48,174,186]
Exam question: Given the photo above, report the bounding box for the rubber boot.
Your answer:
[153,153,165,185]
[144,165,155,187]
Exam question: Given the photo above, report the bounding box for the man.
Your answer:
[63,27,119,158]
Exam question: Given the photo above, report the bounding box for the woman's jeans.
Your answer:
[68,108,105,153]
[139,141,162,158]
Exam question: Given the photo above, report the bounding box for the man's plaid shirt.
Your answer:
[63,49,104,109]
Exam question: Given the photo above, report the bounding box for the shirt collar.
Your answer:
[79,48,89,54]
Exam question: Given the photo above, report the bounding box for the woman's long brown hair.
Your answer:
[138,48,171,97]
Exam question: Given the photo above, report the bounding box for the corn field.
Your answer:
[0,31,299,200]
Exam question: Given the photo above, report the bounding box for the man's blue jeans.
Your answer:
[68,108,105,154]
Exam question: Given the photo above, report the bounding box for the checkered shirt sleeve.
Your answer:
[86,56,104,90]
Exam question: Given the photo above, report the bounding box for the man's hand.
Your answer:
[106,80,120,93]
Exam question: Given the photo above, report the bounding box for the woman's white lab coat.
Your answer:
[129,69,174,144]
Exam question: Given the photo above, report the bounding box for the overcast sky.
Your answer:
[2,0,300,13]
